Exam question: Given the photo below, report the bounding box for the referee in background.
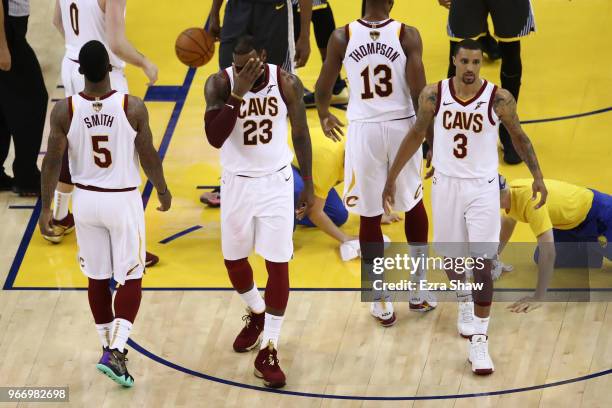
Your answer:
[0,0,46,196]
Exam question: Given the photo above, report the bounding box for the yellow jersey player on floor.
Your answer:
[383,39,547,375]
[498,176,612,312]
[204,35,314,388]
[38,41,171,387]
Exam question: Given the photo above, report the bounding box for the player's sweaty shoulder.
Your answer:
[204,70,230,109]
[279,69,304,103]
[51,97,71,132]
[124,95,146,131]
[492,88,516,117]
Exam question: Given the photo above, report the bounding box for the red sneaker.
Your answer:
[254,341,286,388]
[233,309,264,352]
[145,252,159,267]
[43,212,75,243]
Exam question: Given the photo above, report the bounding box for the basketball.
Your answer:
[175,27,215,67]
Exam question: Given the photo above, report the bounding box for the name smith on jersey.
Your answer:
[84,114,115,129]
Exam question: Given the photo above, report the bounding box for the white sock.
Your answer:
[409,244,428,283]
[109,318,133,352]
[239,285,265,314]
[474,315,490,335]
[53,191,71,220]
[95,322,113,348]
[260,313,284,350]
[456,289,473,303]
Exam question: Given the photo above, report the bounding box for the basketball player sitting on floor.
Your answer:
[204,35,314,388]
[39,41,171,387]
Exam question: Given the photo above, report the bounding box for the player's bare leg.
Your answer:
[405,201,437,312]
[253,260,289,388]
[444,261,474,338]
[225,258,266,352]
[91,278,142,387]
[469,258,494,375]
[361,215,396,326]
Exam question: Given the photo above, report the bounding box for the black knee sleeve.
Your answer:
[499,41,522,101]
[312,5,336,51]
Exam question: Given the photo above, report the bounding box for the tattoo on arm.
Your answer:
[130,97,168,191]
[41,100,69,210]
[284,72,313,179]
[494,90,543,177]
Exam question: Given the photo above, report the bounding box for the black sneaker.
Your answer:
[331,79,349,106]
[96,348,134,387]
[0,172,13,191]
[303,88,316,108]
[480,34,501,61]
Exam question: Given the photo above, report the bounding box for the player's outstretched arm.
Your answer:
[39,99,70,236]
[129,96,171,211]
[382,84,437,214]
[494,89,547,208]
[282,71,314,219]
[315,28,347,142]
[106,0,158,85]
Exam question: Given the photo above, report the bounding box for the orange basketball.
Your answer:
[175,27,215,68]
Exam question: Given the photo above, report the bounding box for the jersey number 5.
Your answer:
[453,133,467,159]
[360,65,393,99]
[69,2,79,36]
[92,135,112,168]
[244,119,273,145]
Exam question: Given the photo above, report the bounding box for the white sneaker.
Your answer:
[491,259,514,280]
[340,239,361,261]
[409,288,438,312]
[370,297,396,327]
[457,301,475,338]
[468,334,494,375]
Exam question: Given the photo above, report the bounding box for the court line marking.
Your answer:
[126,338,612,400]
[159,225,203,244]
[8,205,37,209]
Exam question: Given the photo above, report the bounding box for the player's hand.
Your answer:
[295,186,315,221]
[381,212,402,224]
[232,58,265,98]
[532,178,547,209]
[424,149,435,179]
[142,58,158,86]
[319,113,345,142]
[294,34,311,68]
[38,208,59,238]
[382,181,396,215]
[0,45,11,71]
[157,188,172,211]
[207,15,221,41]
[437,0,451,9]
[507,295,542,313]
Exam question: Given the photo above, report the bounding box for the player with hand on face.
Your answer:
[204,35,314,389]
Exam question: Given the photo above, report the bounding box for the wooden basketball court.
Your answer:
[1,0,611,406]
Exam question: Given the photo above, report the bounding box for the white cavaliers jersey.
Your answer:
[59,0,125,69]
[343,19,414,122]
[67,91,141,188]
[433,78,500,179]
[221,64,293,176]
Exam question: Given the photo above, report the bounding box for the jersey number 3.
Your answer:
[92,135,112,168]
[453,133,467,159]
[360,65,392,99]
[243,119,272,145]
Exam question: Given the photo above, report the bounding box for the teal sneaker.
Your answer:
[96,348,134,387]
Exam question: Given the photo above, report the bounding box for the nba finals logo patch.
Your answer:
[370,30,380,41]
[92,101,103,112]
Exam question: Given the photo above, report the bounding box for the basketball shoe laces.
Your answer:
[473,338,487,361]
[265,343,280,368]
[110,350,129,375]
[241,310,254,328]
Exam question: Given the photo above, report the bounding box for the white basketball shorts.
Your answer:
[431,172,500,258]
[220,165,294,263]
[61,56,129,97]
[72,187,146,284]
[344,117,423,217]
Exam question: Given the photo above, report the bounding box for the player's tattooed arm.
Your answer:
[315,27,347,141]
[282,70,315,218]
[203,71,239,148]
[383,84,437,213]
[39,99,70,236]
[494,88,547,208]
[129,96,171,211]
[204,72,230,112]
